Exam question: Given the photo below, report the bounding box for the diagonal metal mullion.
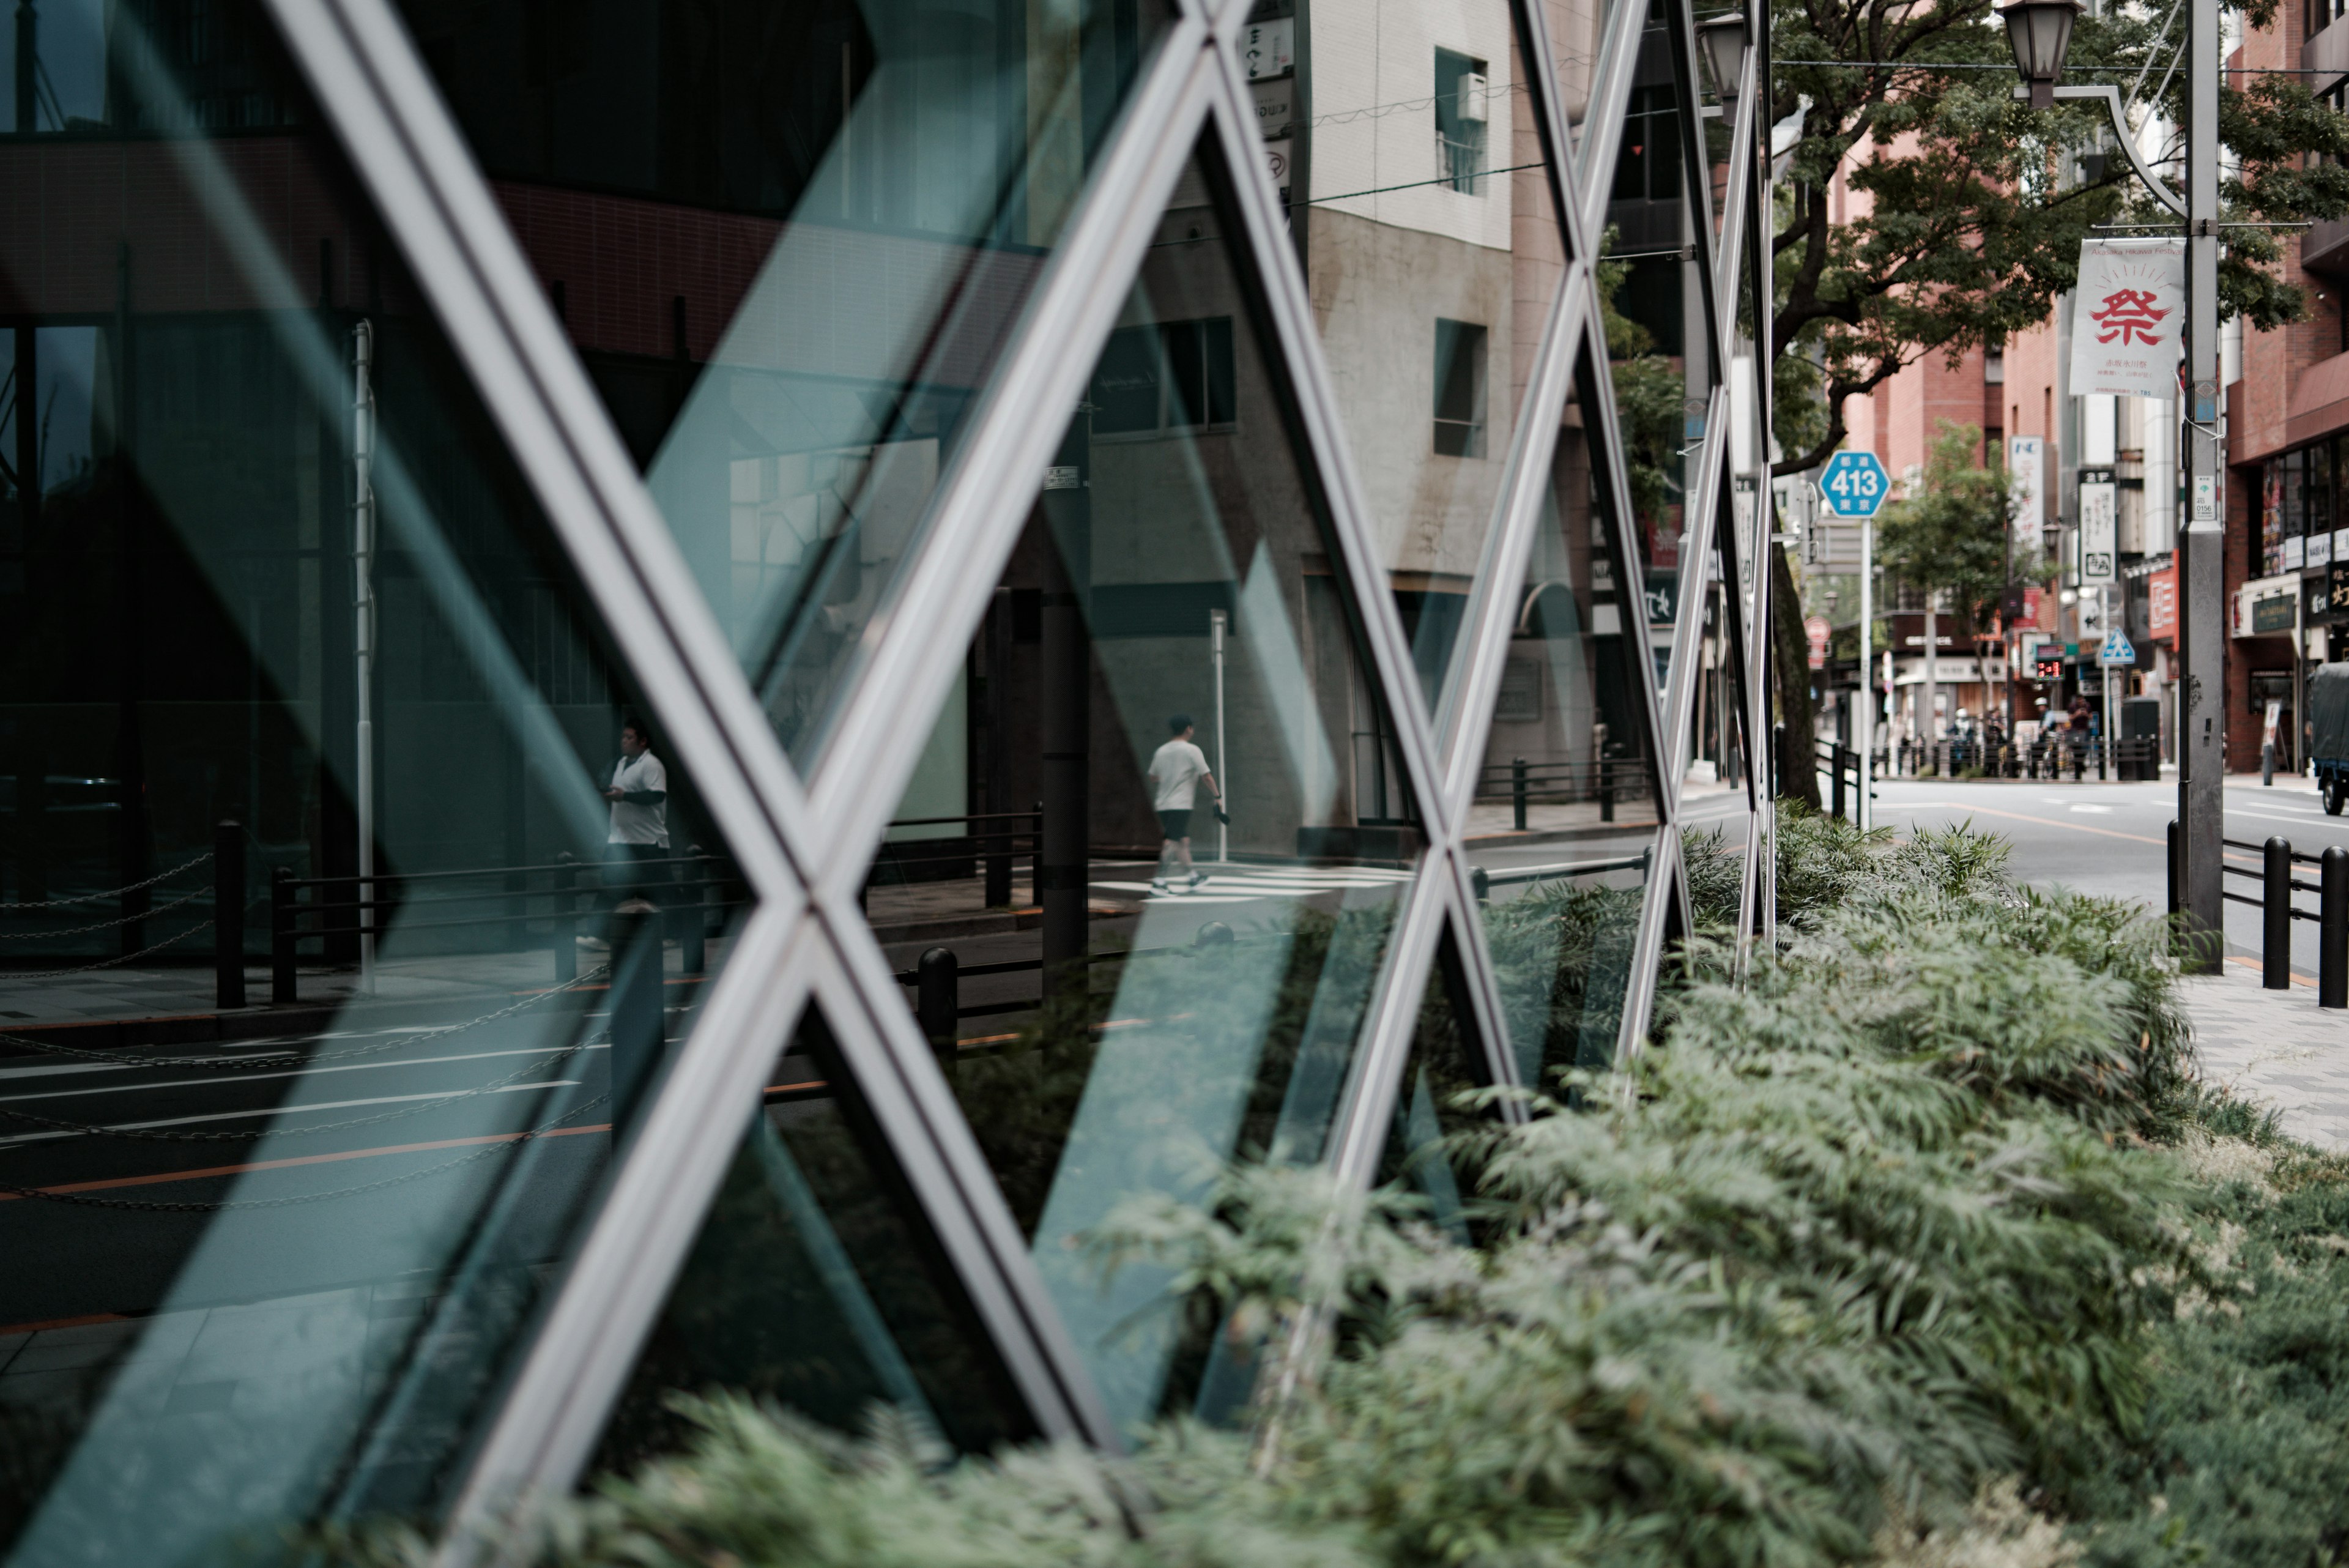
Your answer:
[1658,0,1724,384]
[799,911,1124,1446]
[270,0,803,896]
[1199,54,1455,849]
[1437,267,1589,806]
[436,902,809,1555]
[803,39,1215,897]
[1573,0,1653,237]
[1662,385,1731,782]
[1511,0,1595,266]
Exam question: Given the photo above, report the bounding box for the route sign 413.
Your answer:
[1819,450,1891,519]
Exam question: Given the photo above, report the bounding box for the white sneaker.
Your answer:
[1187,872,1209,892]
[575,934,610,954]
[1150,879,1170,895]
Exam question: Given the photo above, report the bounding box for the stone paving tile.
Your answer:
[2182,961,2349,1150]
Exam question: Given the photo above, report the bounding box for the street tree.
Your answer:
[1878,419,2029,637]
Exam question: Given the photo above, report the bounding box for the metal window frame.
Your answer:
[226,0,1776,1552]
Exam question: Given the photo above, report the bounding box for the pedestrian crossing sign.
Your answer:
[2097,628,2135,666]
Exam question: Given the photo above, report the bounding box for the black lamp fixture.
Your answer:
[2000,0,2081,110]
[1695,12,1750,108]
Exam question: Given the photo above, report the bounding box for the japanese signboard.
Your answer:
[2079,470,2118,583]
[1806,615,1830,669]
[2331,563,2349,621]
[2069,239,2186,399]
[2008,434,2044,541]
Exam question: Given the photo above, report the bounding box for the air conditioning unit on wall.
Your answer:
[1455,72,1488,122]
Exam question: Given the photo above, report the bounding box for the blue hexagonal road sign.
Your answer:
[1819,450,1891,519]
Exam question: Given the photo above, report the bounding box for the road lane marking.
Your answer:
[0,1121,612,1202]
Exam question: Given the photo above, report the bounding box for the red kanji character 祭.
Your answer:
[2091,287,2170,347]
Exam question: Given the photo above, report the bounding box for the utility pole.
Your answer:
[2178,0,2223,968]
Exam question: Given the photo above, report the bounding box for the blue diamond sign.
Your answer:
[1819,450,1891,519]
[2098,627,2136,667]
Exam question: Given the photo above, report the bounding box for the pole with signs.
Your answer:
[2181,0,2223,968]
[1820,450,1891,828]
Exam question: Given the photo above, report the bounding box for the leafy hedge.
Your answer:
[340,812,2349,1568]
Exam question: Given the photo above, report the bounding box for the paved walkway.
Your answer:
[2183,959,2349,1150]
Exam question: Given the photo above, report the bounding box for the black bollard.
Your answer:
[2323,847,2348,1010]
[272,866,297,1005]
[1512,757,1528,831]
[1471,865,1490,904]
[2265,836,2293,990]
[2167,819,2180,919]
[916,945,959,1065]
[215,821,245,1009]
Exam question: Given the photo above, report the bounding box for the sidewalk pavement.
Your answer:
[2183,959,2349,1151]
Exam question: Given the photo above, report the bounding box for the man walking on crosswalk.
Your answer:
[1148,713,1223,896]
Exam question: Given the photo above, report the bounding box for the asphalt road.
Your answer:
[1869,773,2349,979]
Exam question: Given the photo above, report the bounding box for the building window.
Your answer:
[1612,83,1683,203]
[1089,317,1236,434]
[1434,49,1488,194]
[1984,339,2005,383]
[1433,318,1488,457]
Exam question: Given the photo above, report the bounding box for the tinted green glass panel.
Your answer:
[395,0,1170,767]
[593,1010,1028,1471]
[0,4,748,1558]
[853,135,1420,1436]
[1466,363,1659,1084]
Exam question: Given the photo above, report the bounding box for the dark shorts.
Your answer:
[1156,809,1192,841]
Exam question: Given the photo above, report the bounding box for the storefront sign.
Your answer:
[1806,614,1830,669]
[2254,593,2297,635]
[1241,16,1294,78]
[2070,239,2186,399]
[2331,563,2349,620]
[2148,564,2177,641]
[2312,531,2337,568]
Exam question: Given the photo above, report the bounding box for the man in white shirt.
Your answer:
[1147,713,1222,895]
[600,718,670,915]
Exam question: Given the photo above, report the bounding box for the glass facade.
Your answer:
[0,0,1771,1553]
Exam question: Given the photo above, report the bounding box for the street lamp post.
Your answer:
[2000,0,2220,967]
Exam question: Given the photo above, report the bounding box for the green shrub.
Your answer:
[332,817,2349,1568]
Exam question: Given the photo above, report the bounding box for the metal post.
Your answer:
[1599,754,1616,823]
[214,820,245,1009]
[607,908,665,1120]
[272,866,297,1005]
[916,945,959,1064]
[2168,818,2180,919]
[1039,421,1090,990]
[353,319,378,995]
[2321,845,2347,1008]
[1512,757,1528,831]
[553,850,577,981]
[2178,0,2225,972]
[1858,513,1872,831]
[684,844,708,976]
[1211,608,1228,864]
[2264,836,2292,990]
[1831,744,1847,820]
[1471,865,1490,904]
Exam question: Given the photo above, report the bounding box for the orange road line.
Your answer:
[0,1122,610,1203]
[1894,801,2168,847]
[0,1310,132,1336]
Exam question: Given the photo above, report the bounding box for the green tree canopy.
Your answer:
[1878,419,2033,631]
[1768,0,2349,474]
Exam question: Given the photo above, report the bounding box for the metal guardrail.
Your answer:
[1876,735,2161,782]
[269,847,744,1005]
[1475,756,1650,828]
[2181,820,2348,1005]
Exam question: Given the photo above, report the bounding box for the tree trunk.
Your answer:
[1769,537,1822,809]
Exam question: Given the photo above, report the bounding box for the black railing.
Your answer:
[1876,735,2161,782]
[864,809,1042,910]
[898,923,1239,1053]
[1813,741,1867,820]
[2189,823,2348,1006]
[268,847,744,1005]
[1476,756,1651,828]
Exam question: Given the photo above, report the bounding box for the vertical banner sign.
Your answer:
[2080,471,2118,583]
[2008,434,2044,545]
[2148,563,2178,641]
[2069,240,2188,399]
[1805,615,1829,669]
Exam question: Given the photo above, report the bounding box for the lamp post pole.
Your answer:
[2178,0,2224,970]
[2002,0,2220,965]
